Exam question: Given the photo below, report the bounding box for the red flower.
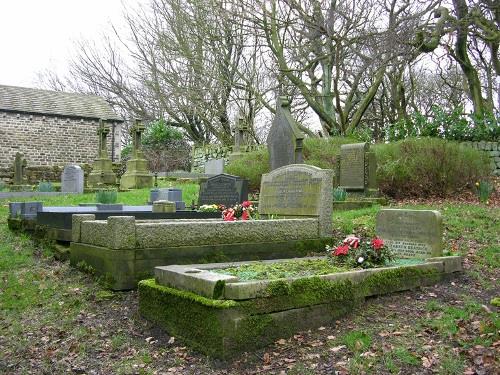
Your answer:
[242,201,252,208]
[343,235,360,248]
[372,237,384,250]
[223,208,236,221]
[241,210,249,221]
[333,245,349,256]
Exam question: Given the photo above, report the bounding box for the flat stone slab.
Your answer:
[0,192,79,199]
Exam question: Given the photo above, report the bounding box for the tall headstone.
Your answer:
[336,143,378,197]
[120,119,153,190]
[267,97,304,171]
[198,173,249,207]
[204,158,225,174]
[13,152,28,185]
[376,209,443,258]
[61,165,84,193]
[88,119,117,187]
[259,164,333,237]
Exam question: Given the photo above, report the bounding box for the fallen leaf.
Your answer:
[327,335,335,340]
[167,337,175,344]
[263,352,271,365]
[421,356,432,368]
[330,345,346,353]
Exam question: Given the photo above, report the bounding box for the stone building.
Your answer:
[0,84,123,183]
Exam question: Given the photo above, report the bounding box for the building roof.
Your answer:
[0,84,123,121]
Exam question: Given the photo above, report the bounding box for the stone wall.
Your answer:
[0,111,121,171]
[460,141,500,176]
[191,144,265,172]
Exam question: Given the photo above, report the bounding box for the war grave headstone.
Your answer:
[267,97,304,171]
[88,120,117,187]
[11,152,31,191]
[204,158,225,175]
[334,142,383,209]
[61,165,84,193]
[198,173,249,207]
[259,164,333,237]
[120,119,153,189]
[376,209,443,258]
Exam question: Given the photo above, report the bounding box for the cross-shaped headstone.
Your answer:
[97,119,110,158]
[130,119,145,158]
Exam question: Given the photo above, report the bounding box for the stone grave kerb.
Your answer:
[258,164,333,237]
[267,96,304,171]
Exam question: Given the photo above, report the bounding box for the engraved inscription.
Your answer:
[385,240,432,258]
[259,171,321,216]
[339,145,365,189]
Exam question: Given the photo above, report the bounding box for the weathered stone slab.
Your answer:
[267,97,304,170]
[339,143,367,190]
[258,164,333,237]
[204,158,225,174]
[376,209,443,258]
[61,165,84,193]
[198,173,248,207]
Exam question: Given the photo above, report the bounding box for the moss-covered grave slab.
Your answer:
[139,256,462,359]
[70,215,329,290]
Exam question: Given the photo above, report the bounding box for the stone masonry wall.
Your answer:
[460,141,500,176]
[191,144,265,172]
[0,111,121,181]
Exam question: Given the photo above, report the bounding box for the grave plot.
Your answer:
[138,207,461,358]
[139,255,462,359]
[70,164,334,290]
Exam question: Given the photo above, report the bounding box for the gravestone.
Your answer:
[376,209,443,258]
[120,119,153,189]
[258,164,333,237]
[13,152,28,185]
[88,119,117,187]
[267,97,304,171]
[337,142,378,196]
[150,188,185,210]
[198,173,249,207]
[61,165,84,193]
[204,159,225,174]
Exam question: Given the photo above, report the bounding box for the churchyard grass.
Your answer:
[0,195,498,373]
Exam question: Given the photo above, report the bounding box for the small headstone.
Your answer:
[204,159,225,174]
[258,164,333,237]
[61,165,84,193]
[198,173,249,207]
[267,97,304,170]
[153,200,176,213]
[13,152,28,185]
[149,188,185,210]
[9,201,43,219]
[376,209,443,258]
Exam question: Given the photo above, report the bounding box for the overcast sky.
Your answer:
[0,0,129,88]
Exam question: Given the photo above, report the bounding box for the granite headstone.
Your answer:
[258,164,333,237]
[267,97,304,171]
[61,165,84,193]
[376,209,443,258]
[198,173,249,207]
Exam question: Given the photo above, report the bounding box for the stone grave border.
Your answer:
[139,255,463,359]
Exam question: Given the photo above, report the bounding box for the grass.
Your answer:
[0,191,498,373]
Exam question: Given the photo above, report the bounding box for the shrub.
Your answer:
[37,181,54,192]
[95,189,118,204]
[375,138,490,198]
[225,147,269,190]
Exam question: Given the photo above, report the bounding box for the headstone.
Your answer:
[9,201,42,219]
[61,165,84,193]
[267,97,304,171]
[337,142,378,196]
[376,209,443,258]
[120,119,153,189]
[149,188,185,210]
[198,173,249,207]
[204,159,225,175]
[13,152,28,185]
[258,164,333,237]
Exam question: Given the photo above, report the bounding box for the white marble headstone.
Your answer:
[61,165,84,193]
